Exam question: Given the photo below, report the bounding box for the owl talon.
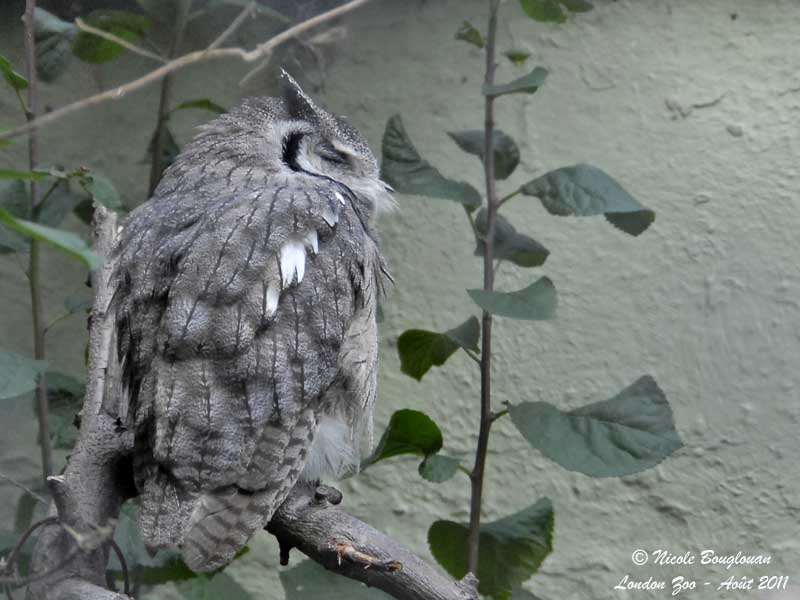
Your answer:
[314,485,343,506]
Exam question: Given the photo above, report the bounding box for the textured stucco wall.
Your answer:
[1,1,799,598]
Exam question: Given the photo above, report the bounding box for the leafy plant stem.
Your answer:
[466,0,501,577]
[497,187,522,207]
[148,0,192,196]
[23,0,52,482]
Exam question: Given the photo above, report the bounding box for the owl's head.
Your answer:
[274,71,395,214]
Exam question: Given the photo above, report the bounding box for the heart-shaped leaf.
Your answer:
[398,316,479,381]
[419,454,461,483]
[483,67,548,97]
[0,348,48,400]
[381,115,482,211]
[509,376,683,477]
[455,21,485,48]
[520,163,655,236]
[368,409,443,464]
[468,277,556,320]
[448,130,520,180]
[474,209,549,267]
[429,498,554,599]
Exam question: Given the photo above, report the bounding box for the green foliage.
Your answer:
[0,169,50,180]
[280,558,392,599]
[467,277,556,320]
[474,209,549,268]
[397,316,479,381]
[0,180,30,253]
[428,499,554,599]
[448,129,520,180]
[172,98,227,115]
[380,115,482,211]
[0,348,48,400]
[33,8,78,82]
[503,50,531,66]
[72,10,151,63]
[509,376,683,477]
[520,163,655,236]
[368,409,443,464]
[0,207,101,269]
[418,454,461,483]
[46,372,84,450]
[455,21,485,48]
[482,67,548,97]
[0,54,28,90]
[518,0,593,23]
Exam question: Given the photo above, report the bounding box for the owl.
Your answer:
[110,72,393,572]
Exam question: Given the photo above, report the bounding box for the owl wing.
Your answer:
[112,172,381,571]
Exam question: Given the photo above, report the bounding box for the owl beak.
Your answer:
[381,181,395,194]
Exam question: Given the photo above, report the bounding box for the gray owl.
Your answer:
[110,72,393,572]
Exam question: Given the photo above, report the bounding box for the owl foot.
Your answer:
[313,485,343,506]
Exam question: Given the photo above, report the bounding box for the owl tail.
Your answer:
[180,484,286,572]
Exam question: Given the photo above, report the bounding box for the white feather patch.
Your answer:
[301,415,360,481]
[265,281,280,316]
[304,229,319,255]
[321,205,338,227]
[335,191,346,206]
[279,239,306,286]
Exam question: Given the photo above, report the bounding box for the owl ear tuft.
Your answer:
[281,69,319,122]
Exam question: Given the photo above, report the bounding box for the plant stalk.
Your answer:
[467,0,501,577]
[23,0,53,481]
[148,0,192,196]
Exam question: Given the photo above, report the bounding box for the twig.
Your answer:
[467,0,501,577]
[206,0,257,51]
[0,0,374,143]
[107,539,130,596]
[0,472,48,505]
[0,516,59,579]
[21,0,53,484]
[74,18,165,64]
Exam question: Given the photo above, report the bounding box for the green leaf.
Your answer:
[37,181,84,226]
[145,125,181,179]
[80,172,122,210]
[419,454,460,483]
[368,409,443,464]
[474,209,549,268]
[47,372,85,450]
[172,98,227,115]
[380,115,482,211]
[14,490,40,533]
[0,54,28,90]
[0,180,30,253]
[483,67,549,97]
[397,317,479,381]
[0,207,101,269]
[519,0,566,22]
[503,49,531,66]
[176,571,251,599]
[428,498,554,599]
[468,277,556,320]
[561,0,594,12]
[72,10,151,64]
[520,164,655,235]
[33,8,78,82]
[509,376,683,477]
[0,169,50,180]
[0,348,48,400]
[455,21,485,48]
[447,130,520,180]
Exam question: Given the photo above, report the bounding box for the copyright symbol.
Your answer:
[631,549,649,566]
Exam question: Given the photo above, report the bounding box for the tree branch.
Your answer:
[0,0,373,143]
[269,482,479,600]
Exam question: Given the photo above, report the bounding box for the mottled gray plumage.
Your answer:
[109,73,392,572]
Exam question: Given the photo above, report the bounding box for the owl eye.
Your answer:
[317,143,349,165]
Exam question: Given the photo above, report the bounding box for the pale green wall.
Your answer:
[1,1,799,598]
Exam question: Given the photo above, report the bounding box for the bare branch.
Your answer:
[0,0,374,143]
[268,482,480,600]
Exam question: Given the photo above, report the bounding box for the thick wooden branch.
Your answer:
[269,482,479,600]
[20,207,478,600]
